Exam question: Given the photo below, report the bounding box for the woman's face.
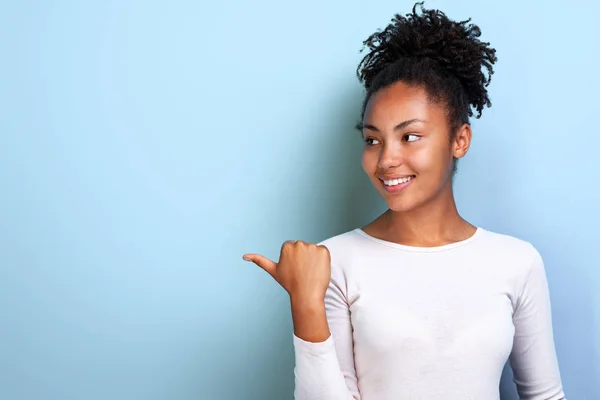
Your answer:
[361,81,471,213]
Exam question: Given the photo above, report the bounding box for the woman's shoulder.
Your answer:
[477,228,546,281]
[317,228,365,254]
[315,228,378,273]
[478,228,541,259]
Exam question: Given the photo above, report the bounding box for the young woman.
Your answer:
[243,3,566,399]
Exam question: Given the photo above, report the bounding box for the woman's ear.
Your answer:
[452,123,472,159]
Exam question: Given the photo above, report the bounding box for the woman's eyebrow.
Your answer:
[361,119,426,132]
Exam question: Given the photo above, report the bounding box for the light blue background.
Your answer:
[1,0,598,399]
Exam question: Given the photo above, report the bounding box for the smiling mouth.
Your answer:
[378,175,416,194]
[380,175,415,187]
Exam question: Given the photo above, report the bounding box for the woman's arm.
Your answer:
[244,241,359,399]
[293,258,360,400]
[509,247,566,400]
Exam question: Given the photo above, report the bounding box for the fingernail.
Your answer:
[242,256,250,261]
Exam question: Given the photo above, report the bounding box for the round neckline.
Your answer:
[354,227,484,252]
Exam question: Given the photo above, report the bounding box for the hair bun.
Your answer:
[357,2,497,118]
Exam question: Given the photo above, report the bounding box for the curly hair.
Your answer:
[356,2,497,134]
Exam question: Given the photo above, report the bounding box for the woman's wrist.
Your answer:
[290,298,330,342]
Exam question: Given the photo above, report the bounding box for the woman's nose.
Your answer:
[378,142,404,170]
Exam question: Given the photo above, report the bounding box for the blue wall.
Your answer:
[1,1,598,399]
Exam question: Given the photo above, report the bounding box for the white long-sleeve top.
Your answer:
[293,227,565,400]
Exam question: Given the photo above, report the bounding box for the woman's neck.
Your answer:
[363,187,476,247]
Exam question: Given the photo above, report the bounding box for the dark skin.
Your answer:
[360,81,476,246]
[243,80,477,349]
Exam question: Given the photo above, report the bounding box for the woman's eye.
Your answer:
[364,138,381,146]
[404,134,420,142]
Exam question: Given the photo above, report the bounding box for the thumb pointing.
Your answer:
[243,254,277,277]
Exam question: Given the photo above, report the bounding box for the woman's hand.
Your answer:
[244,240,332,342]
[243,240,331,305]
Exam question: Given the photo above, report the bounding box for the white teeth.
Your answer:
[383,176,413,186]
